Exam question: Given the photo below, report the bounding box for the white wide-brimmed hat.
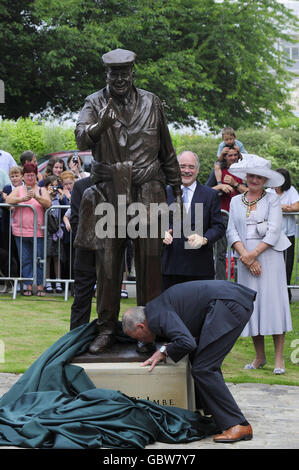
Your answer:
[229,154,285,188]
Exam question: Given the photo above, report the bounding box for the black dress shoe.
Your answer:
[89,334,115,354]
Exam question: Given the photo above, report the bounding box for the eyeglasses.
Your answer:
[180,164,196,170]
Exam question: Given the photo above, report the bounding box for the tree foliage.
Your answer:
[0,0,298,129]
[0,118,76,158]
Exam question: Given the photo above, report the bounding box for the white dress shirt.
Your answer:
[181,181,197,213]
[268,187,299,237]
[0,150,17,174]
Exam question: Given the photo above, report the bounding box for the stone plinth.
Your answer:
[72,341,195,410]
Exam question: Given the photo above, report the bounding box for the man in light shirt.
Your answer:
[0,149,17,174]
[0,167,10,190]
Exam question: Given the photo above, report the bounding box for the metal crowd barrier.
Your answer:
[0,202,73,300]
[289,212,299,289]
[43,205,73,301]
[0,203,39,298]
[0,204,298,299]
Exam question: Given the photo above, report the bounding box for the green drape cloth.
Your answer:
[0,320,217,449]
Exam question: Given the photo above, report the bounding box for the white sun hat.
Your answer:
[229,154,285,188]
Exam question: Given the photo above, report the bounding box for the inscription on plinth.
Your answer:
[72,341,195,410]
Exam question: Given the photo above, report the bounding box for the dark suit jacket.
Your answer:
[70,176,95,273]
[161,182,224,277]
[70,176,92,236]
[145,280,256,363]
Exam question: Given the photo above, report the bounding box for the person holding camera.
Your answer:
[58,170,76,283]
[44,175,64,294]
[67,154,89,180]
[57,170,75,205]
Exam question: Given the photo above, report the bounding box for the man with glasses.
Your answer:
[162,150,224,290]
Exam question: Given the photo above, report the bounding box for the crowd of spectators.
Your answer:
[0,130,298,297]
[0,128,298,374]
[0,150,89,293]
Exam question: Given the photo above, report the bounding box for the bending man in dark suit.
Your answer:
[69,176,97,330]
[162,151,224,290]
[122,280,256,443]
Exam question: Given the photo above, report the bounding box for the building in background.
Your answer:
[278,1,299,115]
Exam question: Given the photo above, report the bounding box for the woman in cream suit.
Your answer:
[227,155,292,375]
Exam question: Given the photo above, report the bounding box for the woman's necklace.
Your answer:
[242,189,266,217]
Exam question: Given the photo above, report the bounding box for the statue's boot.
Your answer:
[89,325,116,354]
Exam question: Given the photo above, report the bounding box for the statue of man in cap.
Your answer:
[75,48,182,354]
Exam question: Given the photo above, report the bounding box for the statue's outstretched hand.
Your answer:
[98,98,118,131]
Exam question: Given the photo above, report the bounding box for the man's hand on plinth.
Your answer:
[141,350,167,372]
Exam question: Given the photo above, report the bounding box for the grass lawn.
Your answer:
[0,293,298,386]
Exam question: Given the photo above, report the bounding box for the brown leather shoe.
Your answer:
[89,334,115,354]
[213,424,253,443]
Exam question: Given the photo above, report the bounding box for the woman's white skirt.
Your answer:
[237,238,292,337]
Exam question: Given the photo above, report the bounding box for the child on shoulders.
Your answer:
[215,127,247,184]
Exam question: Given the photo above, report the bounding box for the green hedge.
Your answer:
[1,116,298,188]
[0,118,76,161]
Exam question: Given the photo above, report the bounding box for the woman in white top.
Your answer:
[227,155,292,375]
[269,168,299,302]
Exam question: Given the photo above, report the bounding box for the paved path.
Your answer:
[0,374,298,449]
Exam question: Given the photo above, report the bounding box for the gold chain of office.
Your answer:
[242,189,266,217]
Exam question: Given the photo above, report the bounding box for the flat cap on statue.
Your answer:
[102,48,136,67]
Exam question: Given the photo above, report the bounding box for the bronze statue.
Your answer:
[75,48,182,354]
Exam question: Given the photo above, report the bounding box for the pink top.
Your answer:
[11,186,45,238]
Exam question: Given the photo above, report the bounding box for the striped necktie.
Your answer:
[182,186,188,203]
